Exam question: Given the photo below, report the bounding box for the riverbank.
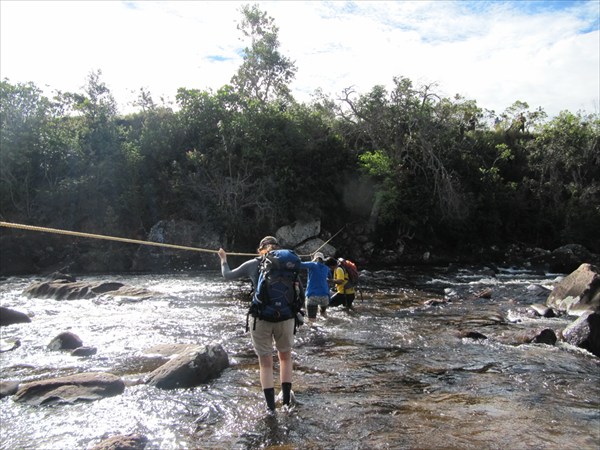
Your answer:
[1,227,598,278]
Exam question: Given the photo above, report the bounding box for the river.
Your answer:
[0,265,598,449]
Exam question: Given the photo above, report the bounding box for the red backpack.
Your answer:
[338,258,359,289]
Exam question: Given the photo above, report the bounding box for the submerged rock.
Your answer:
[71,346,97,357]
[90,433,148,450]
[0,381,20,398]
[23,279,156,301]
[0,338,21,353]
[14,372,125,405]
[48,331,83,350]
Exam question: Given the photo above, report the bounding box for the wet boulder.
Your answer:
[48,331,83,350]
[546,263,600,315]
[145,344,229,389]
[91,433,148,450]
[0,306,31,326]
[14,372,125,405]
[561,311,600,357]
[23,279,156,301]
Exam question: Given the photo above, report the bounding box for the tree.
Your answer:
[0,80,52,219]
[524,111,600,250]
[230,3,297,106]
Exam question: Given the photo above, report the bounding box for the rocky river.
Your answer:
[1,264,599,449]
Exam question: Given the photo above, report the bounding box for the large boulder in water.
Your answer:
[0,306,31,326]
[145,344,229,389]
[546,264,600,315]
[561,311,600,357]
[23,279,156,301]
[48,331,83,350]
[14,372,125,405]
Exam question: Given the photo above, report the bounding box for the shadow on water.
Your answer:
[0,268,599,449]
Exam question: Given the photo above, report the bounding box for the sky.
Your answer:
[1,0,599,118]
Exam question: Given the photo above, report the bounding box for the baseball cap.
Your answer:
[312,252,324,261]
[258,236,279,249]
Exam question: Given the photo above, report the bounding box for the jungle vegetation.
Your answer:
[1,4,599,257]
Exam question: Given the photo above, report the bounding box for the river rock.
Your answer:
[276,220,321,248]
[561,311,600,357]
[14,372,125,405]
[546,263,600,315]
[48,331,83,350]
[0,306,31,326]
[91,433,148,450]
[71,346,97,357]
[530,328,558,345]
[0,381,20,398]
[0,338,21,353]
[145,344,229,389]
[143,343,201,357]
[23,279,156,301]
[458,330,488,340]
[530,303,556,318]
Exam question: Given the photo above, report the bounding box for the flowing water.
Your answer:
[0,266,598,449]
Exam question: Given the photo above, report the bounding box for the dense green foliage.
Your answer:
[1,5,598,255]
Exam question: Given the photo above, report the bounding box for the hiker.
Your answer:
[217,236,298,412]
[299,252,330,324]
[325,257,356,310]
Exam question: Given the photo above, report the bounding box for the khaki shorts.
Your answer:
[306,295,329,308]
[250,317,295,356]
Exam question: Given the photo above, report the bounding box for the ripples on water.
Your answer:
[1,267,599,449]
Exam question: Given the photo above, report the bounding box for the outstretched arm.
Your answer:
[218,249,260,286]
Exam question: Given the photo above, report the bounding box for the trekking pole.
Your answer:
[308,225,346,258]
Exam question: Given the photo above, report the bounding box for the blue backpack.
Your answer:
[250,249,302,326]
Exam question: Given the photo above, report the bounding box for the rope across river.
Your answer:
[0,221,344,258]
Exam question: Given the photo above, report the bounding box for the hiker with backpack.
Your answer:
[217,235,302,413]
[299,251,331,324]
[325,257,357,310]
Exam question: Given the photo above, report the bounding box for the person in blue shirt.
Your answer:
[300,252,331,325]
